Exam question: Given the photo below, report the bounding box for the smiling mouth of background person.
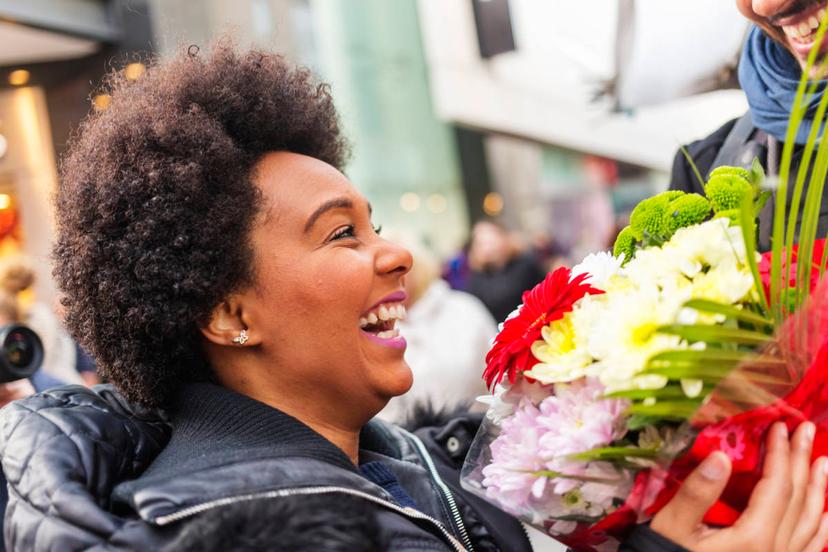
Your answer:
[774,1,827,46]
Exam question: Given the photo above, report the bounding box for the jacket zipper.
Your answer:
[152,485,467,552]
[407,432,475,551]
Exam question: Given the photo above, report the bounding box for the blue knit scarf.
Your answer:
[738,25,828,144]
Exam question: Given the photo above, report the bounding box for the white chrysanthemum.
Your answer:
[623,245,684,291]
[690,258,755,304]
[667,218,748,271]
[585,286,684,392]
[526,312,593,384]
[572,251,624,289]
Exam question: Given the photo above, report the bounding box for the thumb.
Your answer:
[651,451,732,542]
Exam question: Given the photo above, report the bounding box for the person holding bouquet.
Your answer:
[671,0,828,250]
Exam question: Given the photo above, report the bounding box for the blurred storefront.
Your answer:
[150,0,469,256]
[0,0,154,301]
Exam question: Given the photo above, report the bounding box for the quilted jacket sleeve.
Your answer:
[0,385,170,551]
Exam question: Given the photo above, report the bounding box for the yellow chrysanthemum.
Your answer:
[526,312,592,384]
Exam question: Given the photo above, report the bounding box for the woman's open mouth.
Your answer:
[778,2,828,57]
[359,301,407,349]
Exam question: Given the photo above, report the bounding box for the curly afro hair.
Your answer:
[54,41,349,407]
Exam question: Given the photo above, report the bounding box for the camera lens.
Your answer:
[4,329,35,369]
[0,325,42,383]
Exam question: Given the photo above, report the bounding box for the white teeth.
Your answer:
[362,302,407,327]
[375,329,400,339]
[378,304,390,321]
[800,21,812,35]
[785,24,800,38]
[810,16,820,29]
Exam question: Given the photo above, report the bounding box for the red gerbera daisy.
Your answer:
[483,266,604,390]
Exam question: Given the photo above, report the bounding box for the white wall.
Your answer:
[417,0,750,171]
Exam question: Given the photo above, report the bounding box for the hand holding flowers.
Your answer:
[652,423,828,552]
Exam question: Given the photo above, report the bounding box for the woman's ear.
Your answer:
[200,296,261,347]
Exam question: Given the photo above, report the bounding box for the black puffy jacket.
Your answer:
[0,383,532,551]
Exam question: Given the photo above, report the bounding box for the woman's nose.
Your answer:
[376,238,413,277]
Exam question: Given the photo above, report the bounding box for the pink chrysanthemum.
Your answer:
[481,379,631,521]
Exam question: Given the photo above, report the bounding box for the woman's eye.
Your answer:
[330,225,356,241]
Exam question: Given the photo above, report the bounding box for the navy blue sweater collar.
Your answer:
[141,382,358,479]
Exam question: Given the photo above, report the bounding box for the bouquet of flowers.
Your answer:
[460,31,828,551]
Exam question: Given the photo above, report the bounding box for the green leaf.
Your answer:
[626,415,663,431]
[796,116,828,307]
[656,324,771,345]
[626,400,701,419]
[738,195,770,313]
[639,365,729,382]
[775,18,828,319]
[751,157,766,192]
[771,28,824,323]
[680,145,705,191]
[606,385,701,400]
[642,364,788,387]
[646,348,756,364]
[681,299,773,328]
[527,469,625,484]
[754,190,771,214]
[566,446,660,462]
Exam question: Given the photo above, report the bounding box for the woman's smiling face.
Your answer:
[222,151,414,420]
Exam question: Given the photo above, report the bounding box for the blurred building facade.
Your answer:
[150,0,470,256]
[0,0,155,303]
[0,0,759,301]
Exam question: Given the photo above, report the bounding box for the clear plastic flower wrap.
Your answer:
[462,258,828,551]
[460,156,828,550]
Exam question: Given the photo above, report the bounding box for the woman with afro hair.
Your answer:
[0,40,823,552]
[0,41,531,551]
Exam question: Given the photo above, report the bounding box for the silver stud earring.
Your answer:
[232,329,249,346]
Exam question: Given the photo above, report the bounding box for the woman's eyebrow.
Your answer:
[304,197,353,233]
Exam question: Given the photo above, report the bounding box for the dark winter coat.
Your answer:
[669,113,828,251]
[0,383,532,551]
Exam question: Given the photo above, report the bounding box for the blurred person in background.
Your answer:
[670,0,828,249]
[441,238,471,291]
[465,220,546,323]
[529,230,569,273]
[0,256,93,386]
[377,233,495,425]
